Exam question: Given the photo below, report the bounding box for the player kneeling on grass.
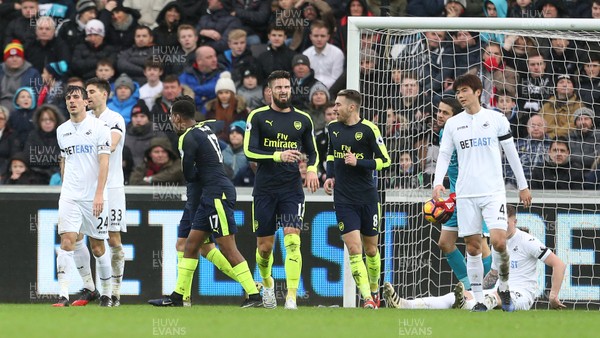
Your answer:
[324,89,391,309]
[383,205,566,311]
[148,97,262,308]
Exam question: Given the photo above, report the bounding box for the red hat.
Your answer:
[3,40,24,61]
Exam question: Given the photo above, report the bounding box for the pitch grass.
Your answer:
[0,305,598,338]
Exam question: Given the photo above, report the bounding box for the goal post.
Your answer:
[344,17,600,309]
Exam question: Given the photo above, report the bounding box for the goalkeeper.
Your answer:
[383,205,566,311]
[435,97,493,288]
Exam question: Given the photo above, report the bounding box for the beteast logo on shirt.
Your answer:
[459,137,492,149]
[457,125,468,130]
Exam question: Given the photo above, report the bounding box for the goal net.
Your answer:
[346,17,600,309]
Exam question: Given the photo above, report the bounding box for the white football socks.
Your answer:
[466,253,484,303]
[74,240,95,291]
[111,245,125,299]
[95,249,112,297]
[56,249,74,299]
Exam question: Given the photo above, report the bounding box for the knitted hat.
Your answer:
[573,107,594,121]
[76,0,97,14]
[229,120,246,134]
[85,19,105,37]
[44,61,68,79]
[445,0,467,8]
[13,87,37,110]
[115,73,135,92]
[215,71,236,94]
[3,40,24,61]
[292,54,310,68]
[309,82,330,102]
[131,100,150,118]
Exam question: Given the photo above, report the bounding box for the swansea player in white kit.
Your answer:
[86,78,127,306]
[383,205,566,311]
[53,86,111,307]
[432,74,532,312]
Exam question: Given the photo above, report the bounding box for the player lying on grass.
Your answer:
[383,205,566,311]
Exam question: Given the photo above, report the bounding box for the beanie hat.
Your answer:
[292,54,310,68]
[44,61,68,80]
[85,19,105,37]
[3,40,24,61]
[76,0,97,14]
[445,0,467,8]
[131,100,150,118]
[573,107,594,122]
[229,120,246,134]
[309,82,330,102]
[215,71,236,94]
[115,73,135,92]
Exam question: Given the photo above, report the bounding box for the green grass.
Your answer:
[0,305,598,338]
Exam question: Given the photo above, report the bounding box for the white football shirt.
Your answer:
[434,108,512,198]
[57,114,111,200]
[492,228,551,295]
[93,108,125,188]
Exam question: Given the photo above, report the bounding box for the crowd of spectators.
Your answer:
[0,0,599,191]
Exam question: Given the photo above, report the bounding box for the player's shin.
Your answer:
[446,248,470,289]
[255,249,274,288]
[74,240,95,291]
[493,249,510,292]
[349,254,371,301]
[96,249,112,297]
[110,245,125,299]
[284,233,302,301]
[206,247,238,281]
[365,251,381,294]
[233,261,259,295]
[466,253,484,303]
[175,257,198,297]
[57,249,74,299]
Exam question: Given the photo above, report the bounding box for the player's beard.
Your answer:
[272,95,291,109]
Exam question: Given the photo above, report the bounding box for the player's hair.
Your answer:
[452,73,483,95]
[228,29,247,41]
[65,85,88,100]
[96,58,114,69]
[506,204,516,219]
[310,19,330,34]
[163,74,180,84]
[135,25,152,36]
[267,70,291,88]
[323,101,335,110]
[594,0,600,6]
[337,89,362,106]
[144,58,164,71]
[177,24,197,37]
[85,77,111,94]
[171,95,196,119]
[440,96,462,115]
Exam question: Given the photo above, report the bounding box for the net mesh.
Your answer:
[356,27,600,309]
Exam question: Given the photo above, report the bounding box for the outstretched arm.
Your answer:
[544,252,567,309]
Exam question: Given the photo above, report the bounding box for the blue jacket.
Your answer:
[108,83,140,125]
[178,65,222,112]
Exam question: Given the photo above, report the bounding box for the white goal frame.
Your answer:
[343,17,600,308]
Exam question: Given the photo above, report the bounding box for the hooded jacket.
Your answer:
[153,1,183,48]
[8,87,37,147]
[0,61,42,110]
[129,136,184,185]
[22,104,64,183]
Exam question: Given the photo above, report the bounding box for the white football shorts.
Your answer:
[107,187,126,232]
[456,193,507,238]
[58,198,109,240]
